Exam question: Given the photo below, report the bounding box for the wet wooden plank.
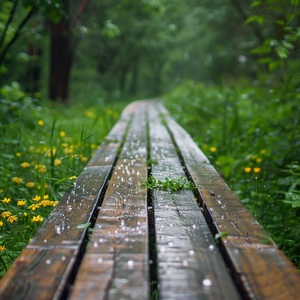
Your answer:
[70,102,149,300]
[0,248,76,300]
[28,165,112,248]
[148,101,240,299]
[222,236,300,299]
[161,103,300,299]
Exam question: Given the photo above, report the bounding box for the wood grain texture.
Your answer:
[70,102,149,300]
[148,101,240,299]
[0,248,76,300]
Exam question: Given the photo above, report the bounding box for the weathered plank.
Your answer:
[148,101,240,299]
[70,102,149,299]
[0,248,76,300]
[161,102,300,299]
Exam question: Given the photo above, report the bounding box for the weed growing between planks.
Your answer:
[141,175,195,192]
[0,82,123,277]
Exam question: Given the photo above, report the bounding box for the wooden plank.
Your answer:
[0,248,76,300]
[28,165,112,248]
[222,236,300,299]
[70,102,149,300]
[161,102,300,299]
[148,101,240,299]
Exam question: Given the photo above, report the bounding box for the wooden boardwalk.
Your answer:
[0,100,299,299]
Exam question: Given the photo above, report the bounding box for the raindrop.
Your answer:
[93,241,98,248]
[182,260,188,267]
[168,242,174,247]
[44,239,47,243]
[46,259,51,265]
[202,277,212,287]
[55,225,62,235]
[189,250,194,256]
[127,260,134,269]
[98,257,103,264]
[209,245,214,251]
[61,256,66,261]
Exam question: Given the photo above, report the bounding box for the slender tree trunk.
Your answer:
[49,0,70,103]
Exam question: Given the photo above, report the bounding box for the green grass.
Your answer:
[0,82,128,277]
[164,80,300,269]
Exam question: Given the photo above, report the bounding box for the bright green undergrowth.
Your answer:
[164,80,300,269]
[141,175,195,192]
[0,82,127,277]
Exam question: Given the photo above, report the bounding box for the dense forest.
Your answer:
[0,0,299,276]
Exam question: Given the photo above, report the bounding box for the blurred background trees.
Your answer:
[0,0,299,100]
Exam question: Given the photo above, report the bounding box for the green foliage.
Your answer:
[0,0,64,70]
[246,0,300,73]
[141,175,195,192]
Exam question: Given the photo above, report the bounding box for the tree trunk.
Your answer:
[49,0,70,103]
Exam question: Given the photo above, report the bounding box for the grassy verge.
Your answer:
[164,80,300,269]
[0,82,128,277]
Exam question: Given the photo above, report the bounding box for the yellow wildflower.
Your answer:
[260,149,266,154]
[21,162,30,168]
[24,212,28,217]
[35,164,47,173]
[17,200,26,207]
[32,195,41,202]
[1,197,11,204]
[254,168,261,173]
[26,182,35,188]
[28,204,40,211]
[244,167,251,173]
[0,221,3,227]
[0,189,3,193]
[59,131,66,137]
[81,156,88,163]
[1,211,11,218]
[54,158,62,166]
[256,158,262,163]
[16,152,21,157]
[209,147,217,152]
[12,177,23,184]
[0,246,5,251]
[7,215,18,223]
[31,215,44,223]
[69,176,77,181]
[38,120,44,126]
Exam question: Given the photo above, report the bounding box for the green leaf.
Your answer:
[244,15,264,26]
[268,60,283,72]
[215,232,229,240]
[251,1,262,8]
